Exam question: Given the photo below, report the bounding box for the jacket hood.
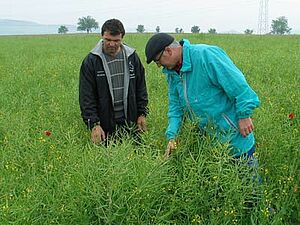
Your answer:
[90,40,135,58]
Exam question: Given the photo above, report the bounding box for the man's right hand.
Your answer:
[91,125,106,144]
[165,139,177,158]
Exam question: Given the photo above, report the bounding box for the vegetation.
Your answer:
[58,25,68,34]
[156,26,160,33]
[136,25,145,33]
[175,27,184,33]
[208,28,217,34]
[77,16,99,33]
[244,29,253,35]
[191,25,200,33]
[0,33,299,225]
[271,16,292,35]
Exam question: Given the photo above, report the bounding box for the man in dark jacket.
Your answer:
[79,19,148,144]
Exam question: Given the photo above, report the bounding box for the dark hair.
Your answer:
[101,19,125,37]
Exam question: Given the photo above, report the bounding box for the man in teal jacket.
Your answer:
[145,33,260,158]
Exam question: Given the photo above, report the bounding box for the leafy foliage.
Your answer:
[77,16,99,33]
[58,25,68,34]
[191,25,200,33]
[244,29,253,35]
[271,16,292,35]
[155,26,160,33]
[0,33,299,225]
[175,28,184,33]
[208,28,217,34]
[136,25,145,33]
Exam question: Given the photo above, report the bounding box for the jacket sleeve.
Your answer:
[79,55,100,129]
[134,53,149,116]
[203,46,260,119]
[165,76,184,140]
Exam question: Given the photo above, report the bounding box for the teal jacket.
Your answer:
[162,39,260,156]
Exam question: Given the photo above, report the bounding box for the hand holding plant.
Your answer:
[165,139,177,158]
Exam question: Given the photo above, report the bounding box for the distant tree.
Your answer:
[77,16,99,33]
[58,25,68,34]
[191,25,200,33]
[208,28,217,34]
[156,26,160,33]
[136,25,145,33]
[244,29,253,35]
[270,16,292,35]
[175,27,184,33]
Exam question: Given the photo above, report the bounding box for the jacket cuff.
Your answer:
[91,121,101,130]
[87,120,100,130]
[237,111,252,119]
[138,111,147,117]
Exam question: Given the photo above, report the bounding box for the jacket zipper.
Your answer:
[180,73,194,117]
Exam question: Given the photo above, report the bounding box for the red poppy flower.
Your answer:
[44,130,52,136]
[288,113,295,119]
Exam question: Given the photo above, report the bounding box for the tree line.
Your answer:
[58,16,292,35]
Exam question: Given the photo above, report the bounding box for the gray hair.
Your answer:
[168,41,180,48]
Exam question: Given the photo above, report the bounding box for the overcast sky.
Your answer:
[1,0,299,33]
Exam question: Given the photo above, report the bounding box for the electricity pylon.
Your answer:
[258,0,269,34]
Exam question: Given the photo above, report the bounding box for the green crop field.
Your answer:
[0,33,299,224]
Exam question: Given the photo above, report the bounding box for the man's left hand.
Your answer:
[239,118,254,137]
[137,115,146,132]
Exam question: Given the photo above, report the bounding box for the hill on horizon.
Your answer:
[0,19,145,35]
[0,19,82,35]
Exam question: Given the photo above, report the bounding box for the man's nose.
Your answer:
[108,41,116,46]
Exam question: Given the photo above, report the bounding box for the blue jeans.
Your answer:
[238,144,256,158]
[233,145,262,185]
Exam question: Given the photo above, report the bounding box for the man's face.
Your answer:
[154,48,176,70]
[102,31,123,56]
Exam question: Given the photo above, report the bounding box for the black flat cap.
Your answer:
[145,33,174,64]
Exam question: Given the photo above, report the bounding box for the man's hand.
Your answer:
[239,118,254,137]
[91,125,106,144]
[137,115,147,132]
[165,139,177,158]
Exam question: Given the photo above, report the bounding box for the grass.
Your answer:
[0,33,299,224]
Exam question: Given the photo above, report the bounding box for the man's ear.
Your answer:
[165,47,172,56]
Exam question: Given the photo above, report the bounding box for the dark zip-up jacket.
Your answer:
[79,40,148,135]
